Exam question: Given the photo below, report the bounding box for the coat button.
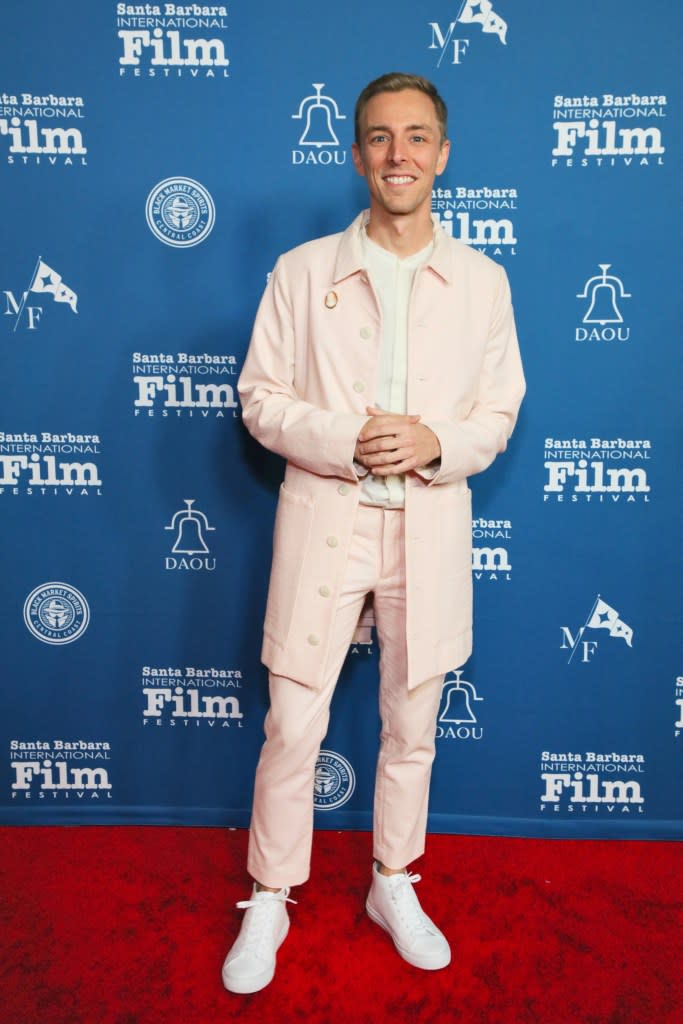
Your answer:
[318,585,331,598]
[359,326,373,339]
[326,536,338,548]
[353,380,366,393]
[337,483,350,495]
[307,634,320,646]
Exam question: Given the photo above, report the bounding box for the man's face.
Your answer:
[352,89,450,220]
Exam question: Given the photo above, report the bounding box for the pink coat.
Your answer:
[238,212,525,689]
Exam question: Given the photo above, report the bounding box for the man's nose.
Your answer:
[387,139,406,163]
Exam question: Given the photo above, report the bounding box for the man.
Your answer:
[223,72,525,994]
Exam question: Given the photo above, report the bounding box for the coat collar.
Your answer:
[332,210,452,285]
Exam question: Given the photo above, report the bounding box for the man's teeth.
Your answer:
[385,176,414,184]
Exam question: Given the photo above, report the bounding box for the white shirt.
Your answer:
[359,228,434,508]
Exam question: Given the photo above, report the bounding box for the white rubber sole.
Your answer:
[222,916,290,994]
[366,899,451,971]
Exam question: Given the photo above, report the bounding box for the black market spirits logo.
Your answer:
[291,84,347,166]
[117,3,230,79]
[432,185,517,257]
[0,432,102,497]
[472,517,511,581]
[313,750,356,810]
[133,350,239,418]
[428,0,508,66]
[551,92,666,168]
[560,595,633,666]
[10,739,112,800]
[145,177,215,247]
[0,92,87,166]
[539,751,645,815]
[543,437,651,504]
[576,265,631,342]
[142,665,244,728]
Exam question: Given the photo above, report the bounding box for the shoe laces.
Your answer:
[234,888,297,952]
[388,872,435,937]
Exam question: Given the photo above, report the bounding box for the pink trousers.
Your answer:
[247,504,445,888]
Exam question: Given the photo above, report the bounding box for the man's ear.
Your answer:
[351,142,367,177]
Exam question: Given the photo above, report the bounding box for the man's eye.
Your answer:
[411,135,426,143]
[370,134,388,144]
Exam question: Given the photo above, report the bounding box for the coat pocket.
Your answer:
[264,484,314,647]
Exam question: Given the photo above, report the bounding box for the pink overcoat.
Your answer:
[238,212,525,690]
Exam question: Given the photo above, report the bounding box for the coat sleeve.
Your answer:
[420,263,525,485]
[237,255,369,480]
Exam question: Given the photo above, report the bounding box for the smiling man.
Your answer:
[222,72,525,994]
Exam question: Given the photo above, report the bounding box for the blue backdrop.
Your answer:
[2,1,681,839]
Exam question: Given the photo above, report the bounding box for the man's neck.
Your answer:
[365,209,434,259]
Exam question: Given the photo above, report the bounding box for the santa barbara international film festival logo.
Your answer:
[560,595,633,666]
[146,178,215,247]
[116,3,230,79]
[0,91,87,167]
[23,583,90,645]
[10,738,112,801]
[543,436,651,504]
[0,432,102,498]
[141,665,244,729]
[432,185,517,258]
[4,258,78,332]
[674,675,683,739]
[551,92,666,169]
[575,264,631,343]
[132,349,239,418]
[539,750,645,817]
[313,750,356,810]
[291,84,347,166]
[164,499,216,571]
[472,516,511,581]
[428,0,508,67]
[437,670,484,742]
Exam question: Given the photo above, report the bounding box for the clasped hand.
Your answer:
[354,406,441,477]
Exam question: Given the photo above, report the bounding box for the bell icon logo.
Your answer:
[576,264,631,341]
[164,500,216,572]
[291,84,347,166]
[436,670,484,741]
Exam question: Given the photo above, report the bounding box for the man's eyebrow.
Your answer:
[365,122,434,134]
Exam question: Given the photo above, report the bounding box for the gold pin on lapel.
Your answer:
[324,290,338,309]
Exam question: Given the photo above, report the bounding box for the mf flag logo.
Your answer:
[4,258,78,331]
[429,0,508,66]
[561,595,634,665]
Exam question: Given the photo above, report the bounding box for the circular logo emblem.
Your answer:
[313,749,356,811]
[145,177,215,248]
[23,583,90,645]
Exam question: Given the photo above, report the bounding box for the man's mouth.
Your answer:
[383,175,416,185]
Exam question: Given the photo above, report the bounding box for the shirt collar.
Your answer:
[333,210,452,285]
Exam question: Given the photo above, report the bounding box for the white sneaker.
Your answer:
[222,885,295,994]
[366,863,451,970]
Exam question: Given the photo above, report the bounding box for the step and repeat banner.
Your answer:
[2,2,681,838]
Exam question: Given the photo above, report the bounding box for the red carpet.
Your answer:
[0,827,679,1023]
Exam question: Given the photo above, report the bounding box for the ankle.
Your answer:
[376,861,406,877]
[255,882,282,893]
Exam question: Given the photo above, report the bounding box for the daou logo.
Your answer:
[291,84,347,165]
[164,499,216,571]
[436,670,484,741]
[576,265,631,342]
